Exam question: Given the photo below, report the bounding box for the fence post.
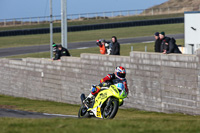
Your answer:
[54,16,56,22]
[152,9,154,15]
[4,19,6,26]
[44,17,46,23]
[131,46,133,51]
[37,17,40,24]
[21,18,23,25]
[13,19,15,26]
[168,7,170,14]
[103,12,106,19]
[145,46,147,52]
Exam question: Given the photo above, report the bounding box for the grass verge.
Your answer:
[6,39,184,59]
[0,23,184,48]
[0,94,200,133]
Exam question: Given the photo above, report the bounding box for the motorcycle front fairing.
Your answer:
[87,85,121,118]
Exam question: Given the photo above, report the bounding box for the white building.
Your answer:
[184,11,200,54]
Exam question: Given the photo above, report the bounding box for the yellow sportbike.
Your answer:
[78,82,127,119]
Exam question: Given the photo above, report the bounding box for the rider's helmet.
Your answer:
[115,66,126,79]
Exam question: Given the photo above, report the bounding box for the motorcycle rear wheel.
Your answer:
[102,98,119,119]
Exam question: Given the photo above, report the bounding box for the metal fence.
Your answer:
[0,6,200,27]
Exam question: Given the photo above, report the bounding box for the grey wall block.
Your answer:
[1,51,200,115]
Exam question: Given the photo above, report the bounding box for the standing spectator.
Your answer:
[163,37,182,54]
[110,36,120,55]
[96,39,111,55]
[154,32,162,52]
[96,39,106,54]
[53,44,71,60]
[102,39,111,55]
[160,32,169,53]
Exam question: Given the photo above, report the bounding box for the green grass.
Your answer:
[0,94,78,115]
[1,94,200,133]
[6,39,184,59]
[0,23,184,49]
[0,13,184,31]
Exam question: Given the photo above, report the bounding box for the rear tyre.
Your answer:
[102,98,119,119]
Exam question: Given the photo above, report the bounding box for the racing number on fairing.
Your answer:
[97,107,101,118]
[97,111,100,117]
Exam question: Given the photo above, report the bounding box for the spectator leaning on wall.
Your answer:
[160,32,169,53]
[53,44,71,60]
[52,42,58,59]
[110,36,120,55]
[162,37,182,54]
[154,32,162,52]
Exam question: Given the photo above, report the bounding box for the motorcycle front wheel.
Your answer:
[78,105,90,118]
[102,98,119,119]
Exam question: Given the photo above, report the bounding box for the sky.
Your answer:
[0,0,168,19]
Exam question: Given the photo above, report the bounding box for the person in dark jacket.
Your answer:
[154,32,162,52]
[163,37,182,54]
[53,44,71,60]
[110,36,120,55]
[160,31,169,53]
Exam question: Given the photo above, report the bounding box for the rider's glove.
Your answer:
[91,85,101,94]
[92,86,97,93]
[99,82,110,87]
[91,85,97,93]
[102,82,107,87]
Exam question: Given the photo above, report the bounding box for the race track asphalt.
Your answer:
[0,34,184,57]
[0,108,77,118]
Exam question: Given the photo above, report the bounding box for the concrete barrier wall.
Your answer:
[0,51,200,115]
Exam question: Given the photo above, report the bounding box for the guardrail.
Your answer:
[0,6,199,27]
[0,17,184,37]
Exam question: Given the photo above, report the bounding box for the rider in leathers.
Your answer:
[86,66,128,103]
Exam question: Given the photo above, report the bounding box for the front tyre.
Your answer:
[78,105,90,118]
[102,98,119,119]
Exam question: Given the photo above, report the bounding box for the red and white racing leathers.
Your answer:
[91,73,128,96]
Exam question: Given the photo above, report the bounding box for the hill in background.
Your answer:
[143,0,200,15]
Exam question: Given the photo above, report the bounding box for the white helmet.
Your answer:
[115,66,126,80]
